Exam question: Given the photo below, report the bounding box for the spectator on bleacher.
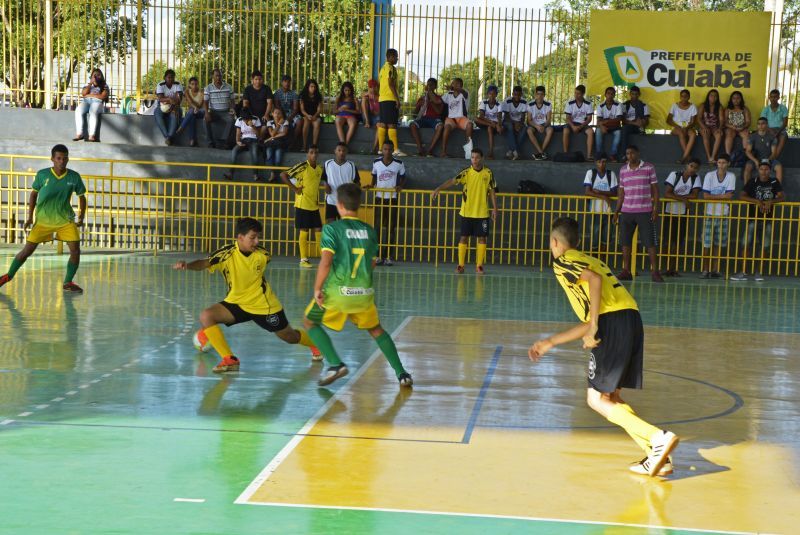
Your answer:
[242,70,273,137]
[409,77,444,157]
[582,152,617,250]
[378,49,405,157]
[723,90,751,157]
[272,74,300,148]
[503,85,528,160]
[698,89,724,164]
[618,85,649,162]
[203,68,235,149]
[730,159,785,282]
[362,79,381,153]
[613,145,663,282]
[225,113,262,182]
[440,78,473,158]
[699,154,736,279]
[745,117,783,183]
[475,85,504,160]
[526,85,554,160]
[366,141,406,266]
[334,82,361,147]
[175,77,204,147]
[761,89,789,158]
[594,87,622,162]
[263,107,290,182]
[662,158,702,277]
[154,69,184,146]
[73,68,108,142]
[322,142,359,223]
[562,84,594,161]
[666,89,697,164]
[299,78,323,152]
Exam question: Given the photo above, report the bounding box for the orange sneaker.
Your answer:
[0,274,9,289]
[310,346,323,361]
[213,356,240,373]
[63,281,84,293]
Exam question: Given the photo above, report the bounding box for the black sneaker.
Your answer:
[398,372,413,387]
[318,364,349,387]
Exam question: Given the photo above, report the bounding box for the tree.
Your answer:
[0,0,145,108]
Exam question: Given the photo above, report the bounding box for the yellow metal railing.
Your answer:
[2,153,799,277]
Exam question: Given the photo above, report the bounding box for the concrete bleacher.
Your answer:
[1,108,798,198]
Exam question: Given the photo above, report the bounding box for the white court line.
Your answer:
[173,498,206,503]
[234,315,415,505]
[65,391,78,396]
[0,419,14,425]
[17,412,32,417]
[35,404,49,410]
[241,502,756,535]
[51,397,64,403]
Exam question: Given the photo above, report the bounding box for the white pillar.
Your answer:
[44,0,53,109]
[575,39,584,87]
[766,0,785,95]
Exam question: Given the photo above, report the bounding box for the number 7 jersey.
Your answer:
[320,216,379,313]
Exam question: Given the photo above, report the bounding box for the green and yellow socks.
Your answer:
[5,258,24,280]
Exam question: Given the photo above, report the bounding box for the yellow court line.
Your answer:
[234,315,415,505]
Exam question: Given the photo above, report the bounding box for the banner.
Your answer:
[588,10,770,130]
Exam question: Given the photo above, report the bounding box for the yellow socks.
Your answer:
[203,324,233,358]
[476,243,487,267]
[607,403,660,455]
[457,243,468,267]
[388,128,400,152]
[377,127,387,149]
[299,230,309,260]
[297,329,314,348]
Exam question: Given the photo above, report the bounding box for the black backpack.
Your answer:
[553,151,585,163]
[518,180,546,194]
[729,148,747,168]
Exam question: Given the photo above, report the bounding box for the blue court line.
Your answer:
[462,345,503,444]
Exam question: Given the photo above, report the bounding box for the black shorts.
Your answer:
[379,101,399,126]
[588,309,644,393]
[619,212,658,248]
[663,213,691,245]
[295,207,322,229]
[325,203,340,221]
[460,216,490,238]
[220,301,289,333]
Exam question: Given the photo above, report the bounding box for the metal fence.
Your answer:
[2,154,799,277]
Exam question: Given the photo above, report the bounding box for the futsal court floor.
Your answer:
[0,248,798,534]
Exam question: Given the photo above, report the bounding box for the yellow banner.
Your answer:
[588,10,771,130]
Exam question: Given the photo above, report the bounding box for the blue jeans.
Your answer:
[505,120,527,152]
[595,127,621,156]
[154,106,182,139]
[75,98,104,138]
[265,144,285,181]
[231,138,261,178]
[178,108,205,142]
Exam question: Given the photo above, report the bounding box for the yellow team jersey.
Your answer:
[378,62,398,103]
[453,166,496,218]
[286,160,323,211]
[207,244,283,315]
[552,248,638,323]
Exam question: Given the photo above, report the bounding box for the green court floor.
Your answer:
[0,249,798,534]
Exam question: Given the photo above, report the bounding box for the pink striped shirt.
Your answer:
[619,161,657,213]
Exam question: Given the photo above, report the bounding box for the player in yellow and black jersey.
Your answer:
[528,217,679,478]
[173,217,320,373]
[432,147,498,274]
[281,145,323,269]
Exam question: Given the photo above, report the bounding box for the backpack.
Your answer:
[729,148,747,168]
[553,151,585,163]
[518,180,546,194]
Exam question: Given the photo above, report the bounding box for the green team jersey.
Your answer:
[320,216,379,313]
[31,168,86,227]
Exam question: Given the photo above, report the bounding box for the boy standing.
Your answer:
[173,218,320,373]
[322,142,359,223]
[431,148,498,274]
[366,141,406,266]
[700,154,736,279]
[281,146,323,268]
[662,159,702,277]
[1,144,86,293]
[529,216,679,477]
[377,49,405,157]
[303,183,413,388]
[582,153,617,250]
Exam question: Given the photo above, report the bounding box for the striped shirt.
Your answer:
[273,89,299,116]
[619,161,657,213]
[203,82,234,111]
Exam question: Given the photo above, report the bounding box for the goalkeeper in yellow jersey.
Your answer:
[173,218,320,373]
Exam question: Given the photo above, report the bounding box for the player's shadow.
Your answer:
[666,440,731,481]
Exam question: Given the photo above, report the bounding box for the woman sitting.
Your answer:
[334,82,361,147]
[73,68,109,142]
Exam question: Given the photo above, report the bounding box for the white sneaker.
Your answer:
[393,150,407,158]
[754,272,764,282]
[512,150,519,160]
[649,431,679,476]
[383,257,394,266]
[729,272,748,281]
[505,150,513,159]
[630,456,673,476]
[318,364,349,387]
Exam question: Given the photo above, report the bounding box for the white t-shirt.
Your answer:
[596,101,622,122]
[583,169,618,214]
[156,81,183,100]
[664,171,701,215]
[503,98,528,123]
[478,100,503,123]
[701,170,736,216]
[565,99,593,124]
[322,159,358,205]
[234,117,261,139]
[669,103,698,128]
[265,119,289,134]
[528,100,552,126]
[442,91,469,119]
[371,158,406,199]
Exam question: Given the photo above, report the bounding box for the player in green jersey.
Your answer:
[303,182,413,387]
[1,145,87,293]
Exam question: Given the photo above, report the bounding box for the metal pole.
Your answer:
[136,0,144,104]
[403,49,412,104]
[44,1,53,110]
[575,39,584,87]
[766,0,785,95]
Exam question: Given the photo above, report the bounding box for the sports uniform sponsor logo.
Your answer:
[338,286,374,296]
[588,353,597,380]
[267,313,281,327]
[480,220,489,233]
